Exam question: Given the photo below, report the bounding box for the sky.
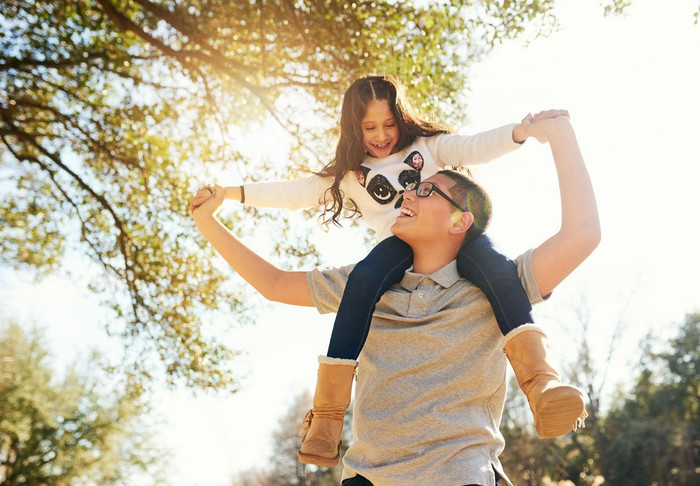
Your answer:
[2,0,700,484]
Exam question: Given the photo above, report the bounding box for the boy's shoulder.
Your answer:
[306,264,356,314]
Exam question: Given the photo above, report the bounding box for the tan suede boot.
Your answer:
[297,356,357,467]
[503,325,588,439]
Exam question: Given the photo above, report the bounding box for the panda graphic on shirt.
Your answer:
[355,151,424,209]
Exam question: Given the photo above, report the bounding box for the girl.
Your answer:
[191,75,586,467]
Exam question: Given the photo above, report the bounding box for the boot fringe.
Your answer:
[502,324,545,352]
[574,408,589,431]
[299,406,348,439]
[318,355,359,367]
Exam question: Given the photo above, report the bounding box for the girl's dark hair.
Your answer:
[318,74,452,226]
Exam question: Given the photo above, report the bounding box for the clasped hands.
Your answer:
[189,184,224,217]
[512,109,570,144]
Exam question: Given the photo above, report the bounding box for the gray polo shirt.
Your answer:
[307,249,544,486]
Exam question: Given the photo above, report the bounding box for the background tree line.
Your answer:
[2,312,697,483]
[0,321,167,484]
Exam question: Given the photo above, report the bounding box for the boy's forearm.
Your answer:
[548,121,600,239]
[194,214,313,306]
[531,118,600,296]
[194,215,280,297]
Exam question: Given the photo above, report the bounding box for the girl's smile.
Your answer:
[361,99,399,158]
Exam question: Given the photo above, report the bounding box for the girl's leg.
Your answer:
[326,235,413,359]
[299,236,412,467]
[456,234,533,336]
[503,326,587,438]
[458,235,587,438]
[297,356,357,467]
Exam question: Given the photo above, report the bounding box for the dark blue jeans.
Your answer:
[341,475,485,486]
[341,475,374,485]
[326,235,533,360]
[341,475,373,485]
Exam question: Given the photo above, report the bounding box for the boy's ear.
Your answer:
[449,211,474,235]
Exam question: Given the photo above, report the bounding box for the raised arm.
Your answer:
[427,109,570,168]
[427,123,522,168]
[191,185,314,307]
[527,113,601,297]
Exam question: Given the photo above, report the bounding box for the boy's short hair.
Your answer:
[438,169,492,243]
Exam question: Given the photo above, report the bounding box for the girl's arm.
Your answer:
[428,110,570,168]
[240,175,333,210]
[223,185,244,202]
[191,175,332,214]
[428,124,521,167]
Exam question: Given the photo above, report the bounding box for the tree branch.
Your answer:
[0,52,107,72]
[96,0,262,92]
[0,118,139,304]
[0,135,120,277]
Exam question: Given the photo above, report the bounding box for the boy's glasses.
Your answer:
[404,182,467,213]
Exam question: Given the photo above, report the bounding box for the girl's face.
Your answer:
[361,99,399,158]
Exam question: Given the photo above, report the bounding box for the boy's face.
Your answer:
[361,99,399,158]
[391,174,464,245]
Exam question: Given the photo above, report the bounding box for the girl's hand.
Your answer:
[513,109,570,143]
[190,184,224,218]
[517,109,571,144]
[189,185,217,215]
[190,185,243,214]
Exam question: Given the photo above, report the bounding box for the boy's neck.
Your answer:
[411,244,460,276]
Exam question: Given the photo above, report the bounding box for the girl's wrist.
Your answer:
[224,186,244,202]
[512,123,527,144]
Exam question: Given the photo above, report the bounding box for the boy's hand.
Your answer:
[512,109,570,143]
[523,110,572,144]
[189,186,211,214]
[190,184,224,217]
[190,185,242,214]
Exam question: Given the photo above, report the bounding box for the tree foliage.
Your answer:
[500,373,601,486]
[600,313,700,486]
[501,313,699,485]
[0,322,167,485]
[232,390,352,485]
[1,0,624,392]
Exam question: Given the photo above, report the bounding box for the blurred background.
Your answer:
[1,0,698,484]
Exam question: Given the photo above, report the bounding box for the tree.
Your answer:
[600,313,700,485]
[0,1,631,392]
[232,390,352,485]
[0,321,167,485]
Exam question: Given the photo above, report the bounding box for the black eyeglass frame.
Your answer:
[404,181,467,213]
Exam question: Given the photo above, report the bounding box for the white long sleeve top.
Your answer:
[244,123,520,240]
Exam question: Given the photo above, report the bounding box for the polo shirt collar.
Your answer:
[400,260,461,291]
